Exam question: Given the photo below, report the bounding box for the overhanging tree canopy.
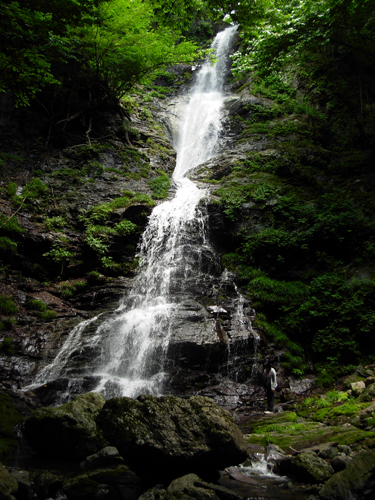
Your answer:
[0,0,203,107]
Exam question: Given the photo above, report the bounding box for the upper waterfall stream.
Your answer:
[28,25,246,402]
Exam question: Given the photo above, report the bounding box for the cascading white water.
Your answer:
[93,25,238,398]
[92,181,208,397]
[28,25,239,401]
[173,26,237,179]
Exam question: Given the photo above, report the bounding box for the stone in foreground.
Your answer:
[96,395,249,482]
[291,451,334,483]
[319,449,375,500]
[23,393,107,461]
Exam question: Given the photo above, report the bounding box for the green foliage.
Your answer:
[0,237,17,252]
[0,295,18,315]
[66,0,200,98]
[253,311,306,374]
[296,273,375,366]
[60,281,86,299]
[148,172,170,199]
[77,192,151,264]
[23,178,48,200]
[326,390,340,403]
[0,337,15,355]
[249,276,308,305]
[85,233,109,256]
[114,219,137,236]
[101,256,116,269]
[25,298,48,312]
[217,188,247,221]
[44,216,67,232]
[7,178,50,209]
[6,182,17,197]
[0,215,24,233]
[252,183,276,202]
[86,225,116,237]
[43,242,74,274]
[0,318,13,332]
[25,297,57,320]
[39,310,57,321]
[87,270,107,285]
[231,0,375,147]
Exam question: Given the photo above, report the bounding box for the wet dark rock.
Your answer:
[96,394,249,483]
[331,454,352,472]
[33,376,103,406]
[33,471,63,500]
[266,444,292,475]
[7,469,32,500]
[299,443,341,463]
[80,446,125,471]
[23,393,107,461]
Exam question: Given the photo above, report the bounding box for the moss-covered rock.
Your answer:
[0,463,18,500]
[357,383,375,403]
[319,449,375,500]
[349,402,375,429]
[139,473,242,500]
[23,393,107,461]
[291,451,334,483]
[62,465,141,500]
[167,473,220,500]
[96,394,249,482]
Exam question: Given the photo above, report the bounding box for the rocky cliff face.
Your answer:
[0,70,276,414]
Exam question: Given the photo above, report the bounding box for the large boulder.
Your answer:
[0,463,18,500]
[23,393,107,461]
[291,451,334,483]
[62,465,141,500]
[139,473,242,500]
[96,395,249,482]
[319,449,375,500]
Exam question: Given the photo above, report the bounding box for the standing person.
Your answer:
[264,360,277,413]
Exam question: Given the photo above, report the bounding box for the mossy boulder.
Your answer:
[291,451,334,483]
[0,463,18,500]
[139,473,242,500]
[350,402,375,429]
[319,449,375,500]
[96,395,249,482]
[33,471,62,499]
[23,393,107,461]
[62,465,141,500]
[357,383,375,403]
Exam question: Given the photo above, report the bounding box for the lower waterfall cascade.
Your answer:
[26,24,260,403]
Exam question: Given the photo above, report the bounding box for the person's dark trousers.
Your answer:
[267,387,275,412]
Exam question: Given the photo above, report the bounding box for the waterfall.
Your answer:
[28,25,240,402]
[173,26,237,179]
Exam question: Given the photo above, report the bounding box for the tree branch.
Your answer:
[0,196,28,230]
